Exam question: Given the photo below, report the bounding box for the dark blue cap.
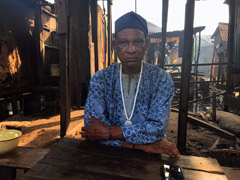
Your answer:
[115,11,148,37]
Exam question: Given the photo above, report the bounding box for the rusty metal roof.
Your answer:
[212,22,228,41]
[219,22,229,41]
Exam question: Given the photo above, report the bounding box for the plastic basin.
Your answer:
[0,129,22,155]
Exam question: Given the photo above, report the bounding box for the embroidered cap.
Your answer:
[115,11,148,37]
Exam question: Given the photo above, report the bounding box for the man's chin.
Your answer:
[123,61,141,66]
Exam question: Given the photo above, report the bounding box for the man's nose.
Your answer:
[126,42,136,53]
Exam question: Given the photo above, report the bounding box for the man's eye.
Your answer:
[134,40,145,47]
[118,41,128,47]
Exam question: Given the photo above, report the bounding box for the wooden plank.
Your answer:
[172,92,225,108]
[222,166,240,180]
[177,0,195,154]
[56,0,70,138]
[34,0,43,113]
[56,0,68,34]
[91,0,98,72]
[161,155,224,174]
[0,147,49,169]
[41,143,163,180]
[68,0,91,108]
[17,163,137,180]
[107,0,112,66]
[187,115,235,140]
[182,169,228,180]
[171,107,200,117]
[39,153,163,180]
[53,138,225,174]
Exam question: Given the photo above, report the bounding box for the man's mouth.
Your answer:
[125,58,137,62]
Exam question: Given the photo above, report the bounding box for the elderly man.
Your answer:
[82,11,180,158]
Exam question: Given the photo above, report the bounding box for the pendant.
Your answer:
[125,120,132,125]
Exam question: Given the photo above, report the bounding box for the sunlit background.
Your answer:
[47,0,229,35]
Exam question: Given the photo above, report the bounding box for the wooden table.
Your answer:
[17,137,228,180]
[0,147,49,180]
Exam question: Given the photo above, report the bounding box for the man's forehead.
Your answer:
[116,28,145,40]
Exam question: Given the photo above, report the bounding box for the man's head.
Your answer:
[113,12,148,73]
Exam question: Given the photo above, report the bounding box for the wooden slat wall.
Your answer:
[69,0,91,107]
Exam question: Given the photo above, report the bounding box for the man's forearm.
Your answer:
[121,140,180,158]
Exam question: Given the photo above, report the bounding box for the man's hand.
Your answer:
[81,116,109,141]
[141,139,180,158]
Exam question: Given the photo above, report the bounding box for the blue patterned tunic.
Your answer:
[84,63,174,147]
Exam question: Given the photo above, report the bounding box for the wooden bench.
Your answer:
[0,146,49,180]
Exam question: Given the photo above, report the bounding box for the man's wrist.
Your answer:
[109,126,112,140]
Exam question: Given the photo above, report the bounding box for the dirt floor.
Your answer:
[15,110,219,158]
[18,110,84,148]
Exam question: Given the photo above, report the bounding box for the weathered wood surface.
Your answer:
[0,147,49,180]
[0,147,49,169]
[17,138,228,180]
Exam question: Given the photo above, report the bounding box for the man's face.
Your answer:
[114,28,148,69]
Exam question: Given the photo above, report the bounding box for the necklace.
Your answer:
[120,62,143,125]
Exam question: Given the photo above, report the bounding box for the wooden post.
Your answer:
[159,0,169,68]
[195,31,201,103]
[212,91,216,121]
[107,0,112,66]
[91,0,98,72]
[34,0,42,113]
[177,0,195,154]
[56,0,70,138]
[224,0,235,111]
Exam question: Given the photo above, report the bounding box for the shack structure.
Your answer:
[0,0,58,120]
[0,0,111,124]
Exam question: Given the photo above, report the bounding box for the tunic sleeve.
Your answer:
[84,71,123,147]
[120,72,174,144]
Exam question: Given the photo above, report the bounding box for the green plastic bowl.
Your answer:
[0,129,22,155]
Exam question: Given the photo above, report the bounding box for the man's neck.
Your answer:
[121,63,142,74]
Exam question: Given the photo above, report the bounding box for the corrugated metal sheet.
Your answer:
[219,23,228,42]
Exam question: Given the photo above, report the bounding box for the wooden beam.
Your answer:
[187,115,235,140]
[91,0,98,72]
[172,92,225,108]
[56,0,70,138]
[34,0,43,113]
[159,0,168,68]
[177,0,195,154]
[225,0,235,111]
[107,0,112,66]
